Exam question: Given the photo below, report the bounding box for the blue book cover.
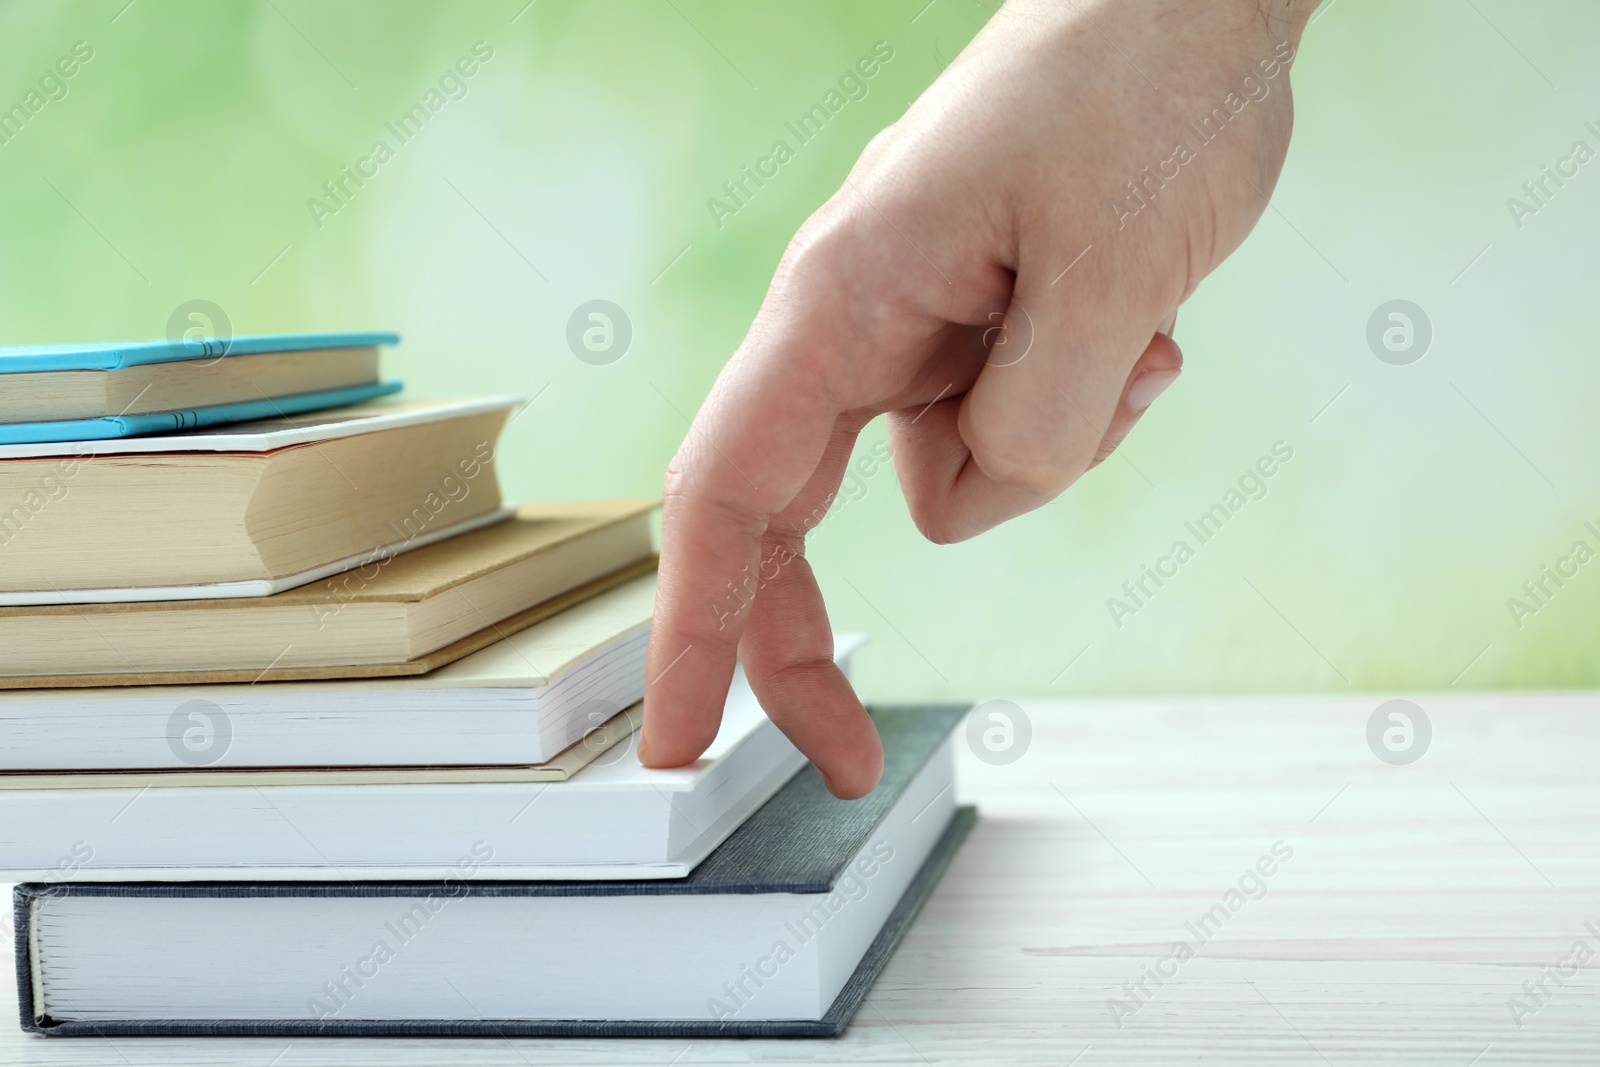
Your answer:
[0,331,399,374]
[15,706,976,1039]
[0,380,403,445]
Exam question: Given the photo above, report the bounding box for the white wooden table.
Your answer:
[5,693,1598,1064]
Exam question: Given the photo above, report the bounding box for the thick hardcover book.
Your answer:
[0,397,517,600]
[0,500,658,683]
[15,706,975,1037]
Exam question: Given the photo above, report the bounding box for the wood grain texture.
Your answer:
[4,692,1597,1063]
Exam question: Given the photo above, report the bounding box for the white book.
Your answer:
[0,636,865,882]
[0,573,660,771]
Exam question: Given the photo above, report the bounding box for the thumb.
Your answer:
[1089,322,1182,469]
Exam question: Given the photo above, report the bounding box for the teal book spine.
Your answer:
[0,380,402,445]
[0,331,399,373]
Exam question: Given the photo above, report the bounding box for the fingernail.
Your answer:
[1126,369,1180,413]
[635,732,655,764]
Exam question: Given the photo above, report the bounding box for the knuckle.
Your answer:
[778,201,856,291]
[674,613,746,654]
[958,402,1094,498]
[901,489,973,545]
[909,506,966,546]
[966,435,1075,498]
[661,458,692,504]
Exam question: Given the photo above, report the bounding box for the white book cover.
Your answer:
[0,572,661,771]
[0,636,865,882]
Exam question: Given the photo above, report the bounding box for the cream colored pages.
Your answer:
[0,499,656,615]
[417,570,656,687]
[0,571,658,708]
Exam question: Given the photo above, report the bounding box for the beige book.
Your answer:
[0,501,658,682]
[0,401,510,592]
[0,346,380,423]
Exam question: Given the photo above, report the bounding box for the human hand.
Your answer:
[640,0,1320,796]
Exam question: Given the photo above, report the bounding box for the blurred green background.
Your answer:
[1,0,1595,703]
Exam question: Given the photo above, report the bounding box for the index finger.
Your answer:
[638,311,847,769]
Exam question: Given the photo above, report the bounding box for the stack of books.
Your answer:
[0,332,974,1037]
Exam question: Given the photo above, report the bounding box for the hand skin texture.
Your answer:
[641,0,1322,797]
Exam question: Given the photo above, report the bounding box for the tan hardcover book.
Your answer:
[0,346,380,423]
[0,500,658,682]
[0,398,512,593]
